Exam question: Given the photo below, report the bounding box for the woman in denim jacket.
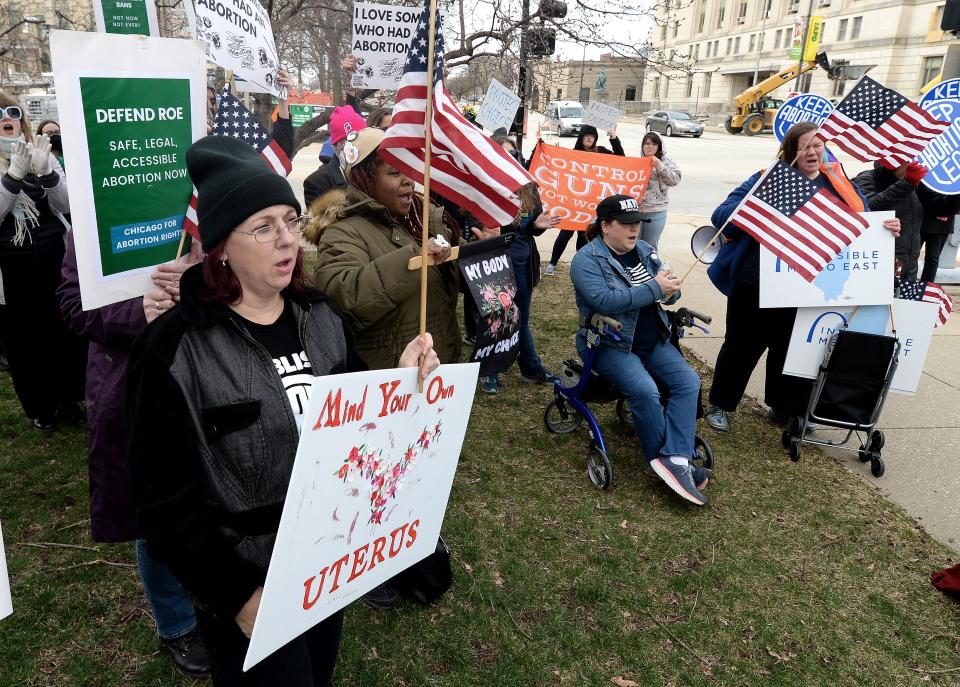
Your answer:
[570,195,708,506]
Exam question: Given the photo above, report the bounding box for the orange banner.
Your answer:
[527,141,653,231]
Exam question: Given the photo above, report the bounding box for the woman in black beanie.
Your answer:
[127,135,440,686]
[542,124,625,276]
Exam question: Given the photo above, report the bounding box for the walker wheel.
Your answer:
[781,429,792,450]
[782,417,801,451]
[870,453,885,478]
[544,398,583,434]
[857,444,871,463]
[789,438,802,462]
[587,445,613,490]
[616,397,632,425]
[870,430,885,451]
[693,435,714,470]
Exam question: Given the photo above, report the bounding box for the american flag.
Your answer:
[896,278,954,327]
[379,7,533,228]
[818,76,949,167]
[182,88,292,239]
[727,161,869,282]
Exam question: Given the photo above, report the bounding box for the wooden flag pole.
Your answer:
[417,0,441,391]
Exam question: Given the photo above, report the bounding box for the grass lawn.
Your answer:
[1,262,959,686]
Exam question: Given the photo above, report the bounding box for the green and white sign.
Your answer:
[92,0,159,36]
[81,77,193,276]
[290,104,322,128]
[50,30,206,310]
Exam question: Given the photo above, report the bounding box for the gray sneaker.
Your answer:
[692,466,713,491]
[543,263,557,276]
[650,456,707,506]
[705,406,730,432]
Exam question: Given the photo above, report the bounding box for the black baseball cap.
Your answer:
[595,194,643,224]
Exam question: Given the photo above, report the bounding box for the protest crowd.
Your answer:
[1,4,959,684]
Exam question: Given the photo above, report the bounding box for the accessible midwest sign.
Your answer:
[527,142,653,231]
[244,364,479,671]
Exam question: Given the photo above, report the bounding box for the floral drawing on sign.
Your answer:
[334,422,443,525]
[478,281,519,338]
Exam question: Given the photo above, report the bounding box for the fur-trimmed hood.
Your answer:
[303,187,399,245]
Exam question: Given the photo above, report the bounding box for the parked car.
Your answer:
[645,111,703,138]
[545,100,584,136]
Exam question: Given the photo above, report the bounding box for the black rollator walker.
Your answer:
[781,308,900,478]
[544,308,715,490]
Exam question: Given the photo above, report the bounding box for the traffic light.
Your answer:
[539,0,567,19]
[529,26,556,57]
[942,0,960,32]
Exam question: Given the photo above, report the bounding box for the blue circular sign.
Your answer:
[918,78,960,195]
[773,94,834,142]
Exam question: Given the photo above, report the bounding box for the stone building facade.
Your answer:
[531,53,648,115]
[650,0,953,122]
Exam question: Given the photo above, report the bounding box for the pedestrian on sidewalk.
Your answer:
[703,122,900,433]
[543,125,624,276]
[636,131,681,249]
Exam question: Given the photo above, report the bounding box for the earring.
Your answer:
[221,259,227,267]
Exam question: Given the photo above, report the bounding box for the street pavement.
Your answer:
[287,115,960,553]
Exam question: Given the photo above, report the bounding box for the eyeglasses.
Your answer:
[235,215,309,243]
[1,106,22,121]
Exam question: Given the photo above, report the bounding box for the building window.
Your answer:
[693,43,700,59]
[851,16,862,38]
[787,0,799,12]
[670,49,676,61]
[837,17,848,40]
[698,9,706,33]
[579,86,590,101]
[556,88,562,98]
[704,72,713,97]
[661,22,668,40]
[737,0,748,23]
[774,28,782,47]
[686,73,694,97]
[664,78,670,97]
[726,37,733,54]
[763,0,773,17]
[653,77,661,99]
[750,34,756,51]
[832,78,847,97]
[717,3,726,29]
[672,20,679,37]
[625,85,637,100]
[921,55,945,89]
[735,36,741,52]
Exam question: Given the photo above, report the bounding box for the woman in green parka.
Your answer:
[305,127,461,371]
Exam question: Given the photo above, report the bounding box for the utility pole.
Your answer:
[796,0,816,91]
[578,42,586,102]
[752,0,770,86]
[514,0,530,136]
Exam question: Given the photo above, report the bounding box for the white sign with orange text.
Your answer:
[243,363,479,670]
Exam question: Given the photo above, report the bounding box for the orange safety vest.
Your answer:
[819,161,865,212]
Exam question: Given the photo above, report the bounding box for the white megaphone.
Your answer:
[690,225,723,264]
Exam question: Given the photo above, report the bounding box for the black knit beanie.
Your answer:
[186,136,301,251]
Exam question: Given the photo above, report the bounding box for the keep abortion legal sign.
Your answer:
[918,78,960,195]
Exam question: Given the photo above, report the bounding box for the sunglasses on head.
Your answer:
[1,106,22,121]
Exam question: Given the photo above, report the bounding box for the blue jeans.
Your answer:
[513,260,546,377]
[638,210,668,249]
[136,539,198,640]
[588,340,699,461]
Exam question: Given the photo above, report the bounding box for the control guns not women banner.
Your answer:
[51,30,207,310]
[528,141,652,232]
[244,364,478,670]
[458,235,522,376]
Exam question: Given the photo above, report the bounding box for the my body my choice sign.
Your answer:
[51,30,206,310]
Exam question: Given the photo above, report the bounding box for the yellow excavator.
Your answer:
[724,51,839,135]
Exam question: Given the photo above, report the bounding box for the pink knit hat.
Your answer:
[329,106,366,145]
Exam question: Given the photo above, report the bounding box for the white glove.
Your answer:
[30,134,52,176]
[7,140,31,180]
